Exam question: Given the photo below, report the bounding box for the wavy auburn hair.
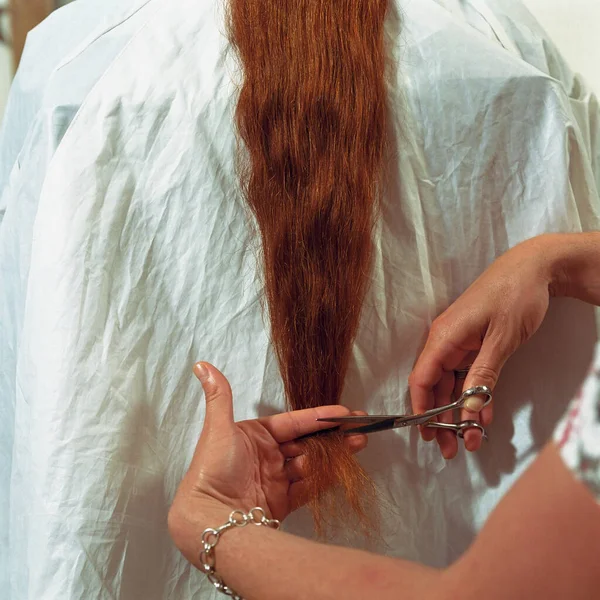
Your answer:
[228,0,389,533]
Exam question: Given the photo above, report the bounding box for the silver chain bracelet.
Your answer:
[200,507,280,598]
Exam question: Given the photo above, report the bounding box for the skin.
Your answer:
[169,363,600,600]
[409,232,600,459]
[174,362,368,522]
[168,231,600,597]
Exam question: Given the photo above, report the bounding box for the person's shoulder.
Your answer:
[0,0,158,197]
[400,0,551,80]
[398,0,571,118]
[410,0,584,99]
[15,0,152,93]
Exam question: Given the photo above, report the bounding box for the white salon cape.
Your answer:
[1,0,598,597]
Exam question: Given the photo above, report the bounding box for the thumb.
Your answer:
[193,362,235,430]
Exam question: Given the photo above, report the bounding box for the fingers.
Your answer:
[280,426,369,511]
[285,455,309,483]
[480,403,494,427]
[288,480,309,511]
[260,405,360,444]
[459,332,510,450]
[193,362,234,430]
[409,324,469,440]
[408,350,440,428]
[411,314,512,457]
[461,325,511,411]
[460,395,492,453]
[280,440,308,459]
[282,411,368,482]
[433,371,458,459]
[284,412,369,510]
[280,430,368,459]
[284,432,368,509]
[453,374,483,452]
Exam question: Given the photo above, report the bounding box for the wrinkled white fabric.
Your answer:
[0,0,156,214]
[0,0,599,598]
[555,342,600,502]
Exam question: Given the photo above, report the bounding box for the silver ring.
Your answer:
[459,385,493,409]
[454,364,473,380]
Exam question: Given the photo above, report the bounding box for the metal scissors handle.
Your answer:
[424,420,487,440]
[312,385,492,439]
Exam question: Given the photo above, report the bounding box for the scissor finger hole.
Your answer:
[455,421,486,439]
[462,425,484,451]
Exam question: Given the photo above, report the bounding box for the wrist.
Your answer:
[197,498,238,532]
[534,232,600,302]
[198,506,281,598]
[169,493,278,572]
[510,234,562,294]
[532,234,573,298]
[513,233,583,298]
[168,494,233,565]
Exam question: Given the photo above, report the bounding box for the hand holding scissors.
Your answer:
[303,386,492,441]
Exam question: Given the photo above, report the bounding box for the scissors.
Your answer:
[310,385,492,440]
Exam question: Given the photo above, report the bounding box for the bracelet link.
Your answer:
[200,507,280,599]
[229,509,249,526]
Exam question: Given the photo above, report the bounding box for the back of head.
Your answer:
[228,0,389,534]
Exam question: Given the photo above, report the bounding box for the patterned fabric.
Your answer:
[554,344,600,502]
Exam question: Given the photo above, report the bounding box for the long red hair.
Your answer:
[228,0,389,533]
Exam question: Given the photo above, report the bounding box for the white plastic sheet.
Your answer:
[1,0,598,597]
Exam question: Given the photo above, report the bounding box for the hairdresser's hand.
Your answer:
[409,237,555,460]
[168,362,367,549]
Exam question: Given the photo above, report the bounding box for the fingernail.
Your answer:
[193,362,210,382]
[464,396,484,413]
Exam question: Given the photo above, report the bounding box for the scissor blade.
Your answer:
[395,413,437,427]
[340,417,402,436]
[316,415,403,425]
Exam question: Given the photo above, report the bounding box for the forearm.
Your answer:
[181,503,441,600]
[537,232,600,304]
[178,443,600,600]
[449,444,600,599]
